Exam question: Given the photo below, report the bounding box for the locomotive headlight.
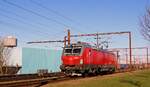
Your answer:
[80,59,83,64]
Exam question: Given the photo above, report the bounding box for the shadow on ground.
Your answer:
[120,79,142,87]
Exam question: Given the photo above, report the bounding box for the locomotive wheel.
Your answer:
[82,73,89,77]
[108,67,115,74]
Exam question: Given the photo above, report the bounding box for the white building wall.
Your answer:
[8,47,22,66]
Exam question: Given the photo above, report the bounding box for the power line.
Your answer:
[0,7,61,36]
[2,0,90,41]
[0,22,62,48]
[0,7,57,31]
[30,0,90,34]
[30,0,77,23]
[0,14,65,42]
[0,7,65,39]
[0,20,30,43]
[2,0,69,27]
[0,15,55,40]
[0,12,53,37]
[2,0,90,35]
[0,21,32,47]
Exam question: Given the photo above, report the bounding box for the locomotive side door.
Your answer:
[88,49,92,65]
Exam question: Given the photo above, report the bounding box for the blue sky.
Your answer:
[0,0,149,48]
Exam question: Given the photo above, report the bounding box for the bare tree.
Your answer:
[0,37,11,74]
[140,7,150,41]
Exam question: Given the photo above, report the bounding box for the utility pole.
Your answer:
[147,48,149,66]
[129,32,132,66]
[64,36,67,47]
[125,48,128,64]
[67,29,71,46]
[96,33,99,49]
[116,51,119,64]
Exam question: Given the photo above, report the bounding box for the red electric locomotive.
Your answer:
[60,42,118,76]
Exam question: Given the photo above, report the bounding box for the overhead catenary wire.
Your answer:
[0,20,29,44]
[2,0,69,27]
[29,0,90,34]
[0,7,59,32]
[0,7,66,40]
[0,12,53,38]
[2,0,75,40]
[1,0,91,45]
[30,0,78,23]
[0,18,55,42]
[0,20,60,48]
[0,14,65,47]
[2,0,89,35]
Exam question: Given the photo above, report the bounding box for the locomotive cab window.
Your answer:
[64,48,72,53]
[73,48,81,54]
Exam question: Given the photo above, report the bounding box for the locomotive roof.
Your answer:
[65,42,114,54]
[65,42,92,48]
[64,42,115,56]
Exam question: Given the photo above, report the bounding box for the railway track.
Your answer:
[0,75,69,87]
[0,72,66,87]
[0,72,63,82]
[0,69,147,87]
[0,73,123,87]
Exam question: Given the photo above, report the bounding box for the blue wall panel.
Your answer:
[22,48,62,74]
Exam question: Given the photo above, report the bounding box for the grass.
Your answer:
[42,69,150,87]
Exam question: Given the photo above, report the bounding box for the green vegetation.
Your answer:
[43,70,150,87]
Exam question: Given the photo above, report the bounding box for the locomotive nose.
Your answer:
[62,56,82,65]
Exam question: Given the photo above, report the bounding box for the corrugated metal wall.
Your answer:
[22,47,62,74]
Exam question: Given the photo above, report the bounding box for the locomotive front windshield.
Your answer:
[64,46,82,55]
[73,48,81,54]
[65,48,72,53]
